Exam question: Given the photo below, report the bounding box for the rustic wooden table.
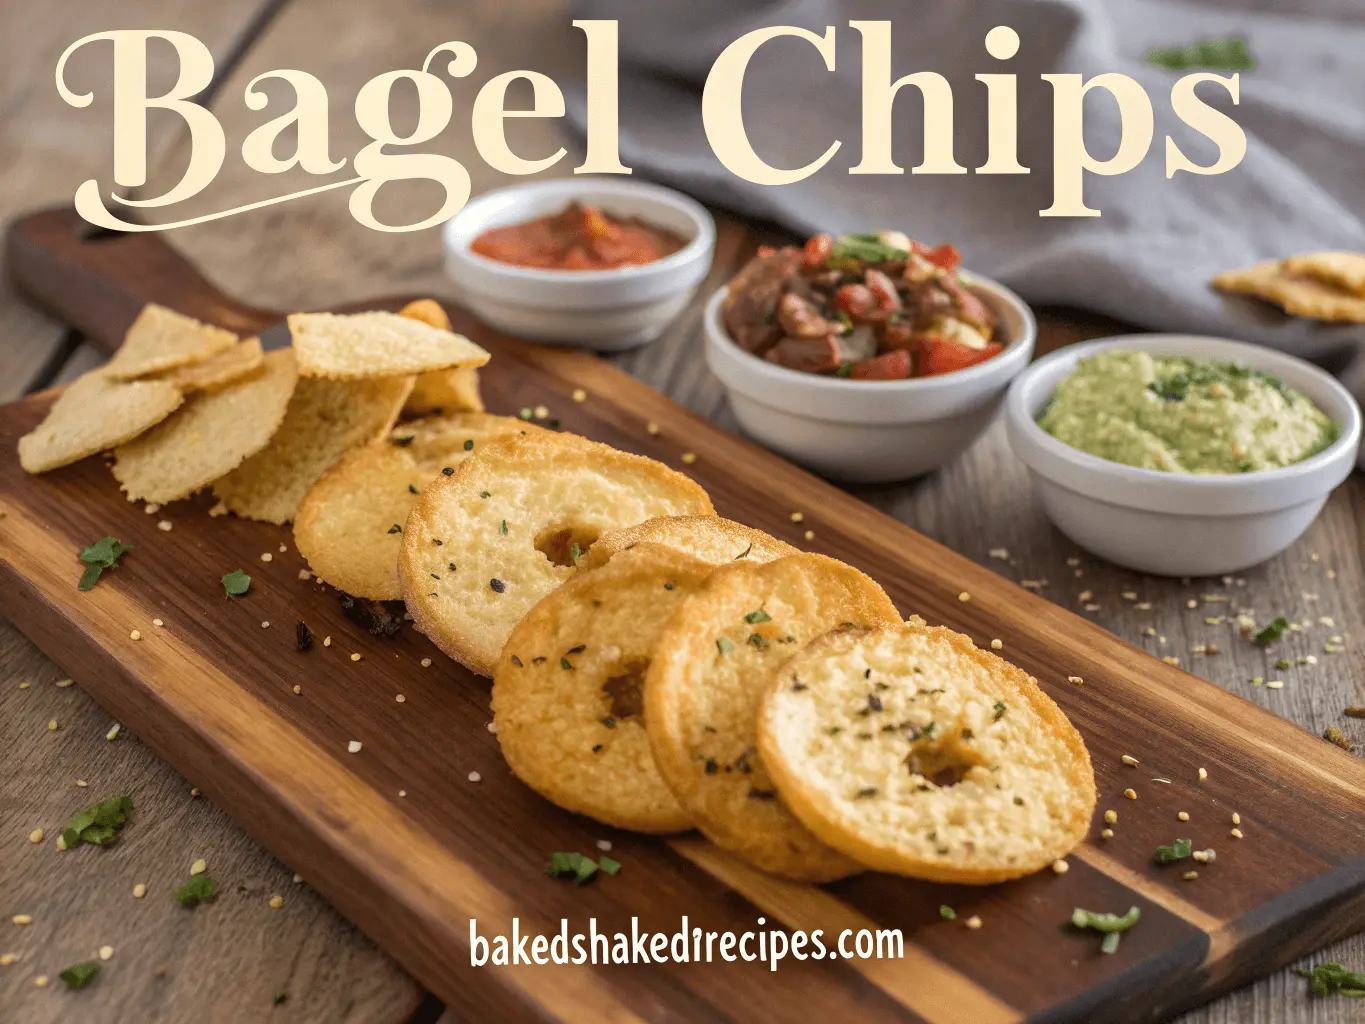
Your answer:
[2,3,1361,1022]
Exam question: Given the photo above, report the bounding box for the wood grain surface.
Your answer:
[3,1,1363,1022]
[2,214,1364,1021]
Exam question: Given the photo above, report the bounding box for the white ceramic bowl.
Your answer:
[703,273,1036,482]
[443,178,715,351]
[1005,334,1362,576]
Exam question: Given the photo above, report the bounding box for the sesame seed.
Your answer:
[75,780,88,788]
[990,639,1003,650]
[152,618,164,627]
[596,839,613,852]
[1161,655,1181,665]
[298,569,312,580]
[1120,754,1139,766]
[260,621,270,629]
[790,512,805,523]
[28,829,42,844]
[964,915,982,930]
[133,884,147,899]
[958,592,971,603]
[322,636,332,647]
[106,723,121,741]
[34,975,48,987]
[989,548,1009,560]
[347,741,362,754]
[1103,809,1117,825]
[260,553,273,563]
[1182,871,1199,881]
[1231,828,1244,839]
[130,629,141,641]
[350,653,362,662]
[11,915,30,926]
[1067,675,1084,685]
[1100,828,1114,840]
[47,719,58,732]
[680,452,697,464]
[190,788,200,798]
[486,722,498,734]
[1177,811,1189,822]
[1052,859,1069,874]
[291,685,301,695]
[1231,812,1241,825]
[467,771,481,783]
[1266,680,1284,689]
[804,530,815,541]
[157,520,173,532]
[98,945,114,961]
[1078,590,1093,603]
[420,658,432,668]
[1198,767,1208,781]
[279,544,287,553]
[534,405,549,420]
[145,503,160,515]
[190,859,207,876]
[398,790,406,798]
[293,874,302,884]
[268,895,284,909]
[646,422,660,436]
[17,681,29,690]
[395,694,406,704]
[1187,599,1197,609]
[572,388,587,403]
[1123,788,1137,800]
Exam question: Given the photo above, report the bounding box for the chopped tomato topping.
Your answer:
[802,233,834,268]
[849,349,912,380]
[914,242,962,274]
[920,339,1003,377]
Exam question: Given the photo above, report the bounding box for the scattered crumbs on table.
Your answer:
[1177,811,1189,822]
[34,974,48,987]
[157,520,173,532]
[1231,828,1244,839]
[190,858,207,876]
[646,421,660,436]
[1161,656,1180,666]
[1078,590,1093,603]
[0,953,15,966]
[398,790,407,798]
[105,723,121,741]
[1123,788,1137,800]
[572,388,587,403]
[964,915,982,930]
[1067,676,1084,685]
[18,681,29,690]
[804,530,815,541]
[1103,809,1117,825]
[292,685,301,695]
[260,552,273,563]
[680,452,697,464]
[395,694,406,704]
[990,639,1003,650]
[487,722,498,734]
[1100,828,1114,840]
[534,405,549,420]
[1266,680,1284,689]
[350,653,362,662]
[47,719,59,732]
[75,780,88,788]
[1052,859,1069,874]
[298,569,312,580]
[152,618,164,627]
[467,771,481,783]
[144,503,160,515]
[790,511,805,523]
[323,636,332,647]
[1324,726,1352,750]
[98,945,114,961]
[420,657,432,668]
[596,839,613,852]
[27,828,43,844]
[1182,870,1199,881]
[268,895,284,909]
[133,883,147,899]
[1020,579,1047,590]
[129,629,141,641]
[1065,557,1080,567]
[1198,767,1208,781]
[988,547,1009,560]
[1120,754,1139,766]
[190,788,200,798]
[293,874,303,884]
[347,741,362,754]
[11,914,32,926]
[958,591,971,603]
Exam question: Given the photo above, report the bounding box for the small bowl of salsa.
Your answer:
[444,179,715,351]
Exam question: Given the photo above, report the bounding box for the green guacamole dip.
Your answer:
[1037,350,1338,474]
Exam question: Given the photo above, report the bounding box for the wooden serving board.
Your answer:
[4,207,1365,1024]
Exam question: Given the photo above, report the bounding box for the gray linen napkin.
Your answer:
[567,0,1365,465]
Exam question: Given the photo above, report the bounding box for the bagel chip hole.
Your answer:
[904,733,987,789]
[535,523,601,567]
[603,660,648,719]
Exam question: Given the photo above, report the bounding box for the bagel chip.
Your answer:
[645,553,899,881]
[289,311,490,379]
[583,516,796,571]
[1213,261,1365,323]
[104,304,237,380]
[493,544,715,833]
[213,374,414,524]
[1282,252,1365,297]
[399,431,714,677]
[396,300,485,415]
[155,338,264,393]
[111,350,298,503]
[18,369,183,474]
[295,413,539,600]
[757,620,1095,883]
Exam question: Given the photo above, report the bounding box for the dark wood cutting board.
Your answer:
[3,207,1364,1024]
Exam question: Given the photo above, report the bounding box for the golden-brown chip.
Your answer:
[1213,261,1365,323]
[758,619,1095,884]
[1282,252,1365,297]
[645,554,900,881]
[289,311,490,379]
[493,544,716,833]
[154,338,264,393]
[395,300,485,416]
[212,374,414,524]
[399,431,715,677]
[104,304,237,380]
[582,516,797,571]
[294,413,539,599]
[111,350,298,503]
[18,370,183,474]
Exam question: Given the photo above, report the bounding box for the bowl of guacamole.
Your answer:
[1004,335,1361,575]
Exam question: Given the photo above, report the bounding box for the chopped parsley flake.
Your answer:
[408,484,418,494]
[939,905,956,920]
[748,633,768,648]
[570,542,582,563]
[1297,962,1365,998]
[598,856,621,876]
[716,637,734,655]
[1147,35,1254,72]
[1253,616,1290,645]
[546,852,605,884]
[560,657,573,670]
[744,608,771,624]
[59,961,100,989]
[77,536,133,591]
[993,701,1007,720]
[463,439,474,451]
[480,491,491,498]
[221,569,251,597]
[387,524,402,534]
[175,873,218,906]
[1071,906,1141,954]
[61,795,133,849]
[1154,838,1193,864]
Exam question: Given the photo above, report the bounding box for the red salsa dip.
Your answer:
[722,232,1003,380]
[470,202,687,271]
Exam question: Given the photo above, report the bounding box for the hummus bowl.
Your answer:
[1005,334,1362,576]
[703,272,1037,482]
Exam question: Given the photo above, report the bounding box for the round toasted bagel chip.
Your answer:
[18,369,184,474]
[757,619,1096,884]
[289,311,490,379]
[645,553,899,881]
[104,304,237,380]
[213,374,414,524]
[294,413,540,600]
[112,349,298,503]
[493,543,717,833]
[582,516,796,571]
[399,431,714,677]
